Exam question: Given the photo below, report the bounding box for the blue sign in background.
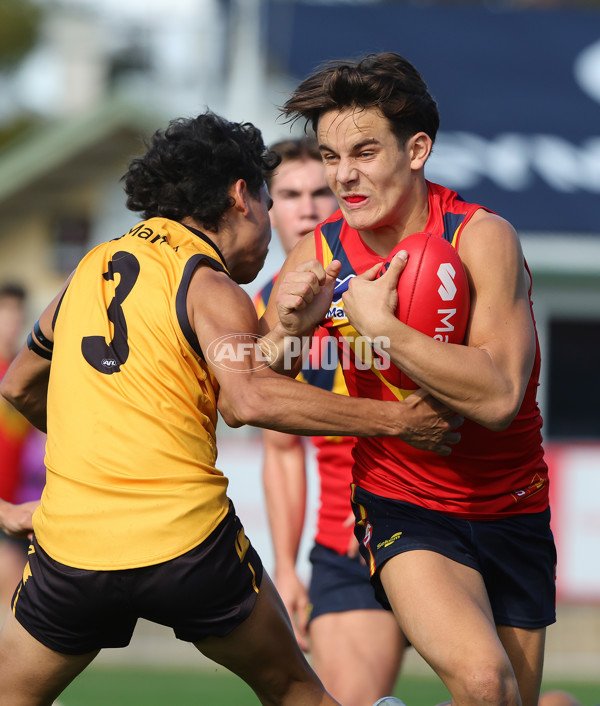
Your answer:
[266,3,600,233]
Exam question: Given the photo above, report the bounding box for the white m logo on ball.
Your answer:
[437,263,457,301]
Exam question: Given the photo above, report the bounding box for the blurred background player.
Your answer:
[255,137,407,706]
[0,283,43,620]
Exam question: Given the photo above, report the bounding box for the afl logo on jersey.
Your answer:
[101,358,118,368]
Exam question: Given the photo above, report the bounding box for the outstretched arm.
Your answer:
[188,262,461,452]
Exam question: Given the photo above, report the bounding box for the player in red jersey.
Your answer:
[256,137,406,705]
[260,53,556,706]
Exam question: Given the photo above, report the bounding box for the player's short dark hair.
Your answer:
[123,111,281,231]
[281,52,439,147]
[265,136,321,189]
[0,283,26,302]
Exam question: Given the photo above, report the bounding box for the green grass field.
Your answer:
[58,665,600,706]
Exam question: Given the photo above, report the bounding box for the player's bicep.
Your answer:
[189,265,261,366]
[460,214,535,376]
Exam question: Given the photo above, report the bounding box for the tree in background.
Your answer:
[0,0,41,69]
[0,0,43,148]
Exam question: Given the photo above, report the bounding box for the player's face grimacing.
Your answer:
[317,107,430,244]
[269,159,337,255]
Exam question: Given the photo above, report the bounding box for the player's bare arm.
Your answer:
[0,499,39,538]
[264,256,342,377]
[343,211,535,431]
[259,233,342,340]
[0,280,71,433]
[262,429,306,576]
[262,428,311,650]
[188,262,459,451]
[257,232,342,376]
[258,232,319,336]
[275,258,342,336]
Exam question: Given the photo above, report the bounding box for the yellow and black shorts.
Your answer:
[12,503,263,654]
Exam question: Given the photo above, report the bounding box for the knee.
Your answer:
[459,664,520,706]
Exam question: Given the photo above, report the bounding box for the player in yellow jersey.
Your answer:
[0,111,461,705]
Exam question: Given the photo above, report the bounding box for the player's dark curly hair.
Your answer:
[281,52,439,147]
[123,111,280,231]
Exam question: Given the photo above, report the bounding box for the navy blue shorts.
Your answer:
[307,542,384,623]
[12,503,263,654]
[351,486,556,629]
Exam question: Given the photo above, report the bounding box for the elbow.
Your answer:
[219,408,244,428]
[484,414,514,433]
[478,393,523,432]
[218,388,264,429]
[0,377,22,411]
[218,398,246,428]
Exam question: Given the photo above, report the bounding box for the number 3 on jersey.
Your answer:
[82,251,140,374]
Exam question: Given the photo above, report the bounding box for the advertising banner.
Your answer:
[267,3,600,233]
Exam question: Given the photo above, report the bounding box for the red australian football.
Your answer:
[378,232,470,389]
